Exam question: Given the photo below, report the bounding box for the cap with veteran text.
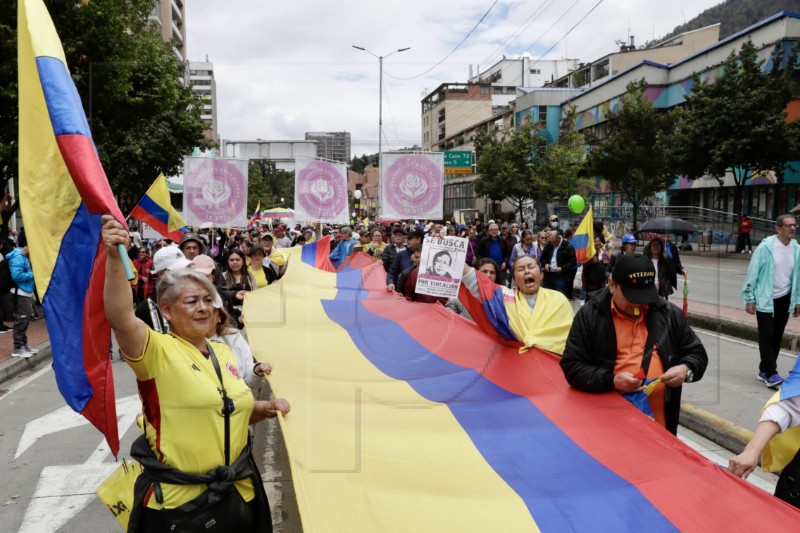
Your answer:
[612,253,659,304]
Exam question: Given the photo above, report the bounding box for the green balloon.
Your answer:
[568,195,585,214]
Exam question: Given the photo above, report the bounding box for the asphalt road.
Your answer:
[677,255,750,311]
[0,359,299,533]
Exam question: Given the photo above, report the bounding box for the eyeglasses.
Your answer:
[781,224,798,228]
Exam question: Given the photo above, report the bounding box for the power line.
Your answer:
[527,0,606,67]
[383,0,499,81]
[521,0,582,57]
[478,0,558,69]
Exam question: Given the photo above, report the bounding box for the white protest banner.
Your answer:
[294,156,349,224]
[415,236,467,299]
[380,152,444,220]
[183,157,249,227]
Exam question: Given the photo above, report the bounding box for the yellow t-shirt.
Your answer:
[124,328,255,509]
[249,265,268,288]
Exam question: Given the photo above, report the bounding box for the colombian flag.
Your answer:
[129,173,188,242]
[572,205,595,264]
[247,201,261,229]
[19,0,125,454]
[244,259,800,530]
[269,234,336,272]
[761,356,800,473]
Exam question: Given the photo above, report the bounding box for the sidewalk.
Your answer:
[0,318,52,383]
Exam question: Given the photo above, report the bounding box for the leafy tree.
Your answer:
[474,123,547,221]
[538,105,591,201]
[0,0,207,225]
[247,160,294,214]
[588,79,674,231]
[663,40,800,215]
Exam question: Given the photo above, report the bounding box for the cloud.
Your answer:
[187,0,722,156]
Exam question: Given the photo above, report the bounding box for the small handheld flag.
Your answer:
[572,206,596,264]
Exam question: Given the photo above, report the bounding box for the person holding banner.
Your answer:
[459,255,573,355]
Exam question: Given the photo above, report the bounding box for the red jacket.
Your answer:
[739,217,753,233]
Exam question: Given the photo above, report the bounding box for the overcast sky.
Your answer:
[187,0,725,156]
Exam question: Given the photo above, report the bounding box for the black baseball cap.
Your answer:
[406,228,425,240]
[612,254,659,304]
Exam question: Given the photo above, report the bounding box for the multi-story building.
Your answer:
[304,131,351,163]
[514,12,800,223]
[545,24,720,90]
[221,140,317,172]
[188,60,218,142]
[150,0,187,62]
[469,56,580,93]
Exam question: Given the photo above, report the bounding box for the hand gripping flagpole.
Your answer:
[117,243,135,281]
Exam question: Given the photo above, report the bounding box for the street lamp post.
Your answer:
[352,45,410,213]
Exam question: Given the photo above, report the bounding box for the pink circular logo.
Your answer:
[384,155,442,216]
[296,161,345,219]
[185,160,247,224]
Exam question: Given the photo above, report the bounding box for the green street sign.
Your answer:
[436,151,473,174]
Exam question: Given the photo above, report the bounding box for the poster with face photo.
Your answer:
[415,236,467,298]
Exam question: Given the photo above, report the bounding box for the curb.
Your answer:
[686,310,800,352]
[680,403,753,454]
[0,343,52,385]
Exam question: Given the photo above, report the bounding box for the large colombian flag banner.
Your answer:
[244,259,800,531]
[18,0,125,455]
[129,173,189,242]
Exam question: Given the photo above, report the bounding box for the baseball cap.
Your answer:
[621,233,637,244]
[275,224,285,232]
[549,214,559,221]
[179,232,204,250]
[249,244,267,256]
[406,228,425,240]
[152,246,193,273]
[612,254,659,304]
[190,254,216,275]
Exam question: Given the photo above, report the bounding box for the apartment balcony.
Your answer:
[171,0,183,22]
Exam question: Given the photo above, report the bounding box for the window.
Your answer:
[538,106,548,129]
[480,86,490,95]
[530,69,541,75]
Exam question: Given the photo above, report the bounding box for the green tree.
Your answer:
[588,79,674,230]
[474,123,547,221]
[663,40,800,215]
[538,105,590,201]
[248,160,294,214]
[0,0,207,219]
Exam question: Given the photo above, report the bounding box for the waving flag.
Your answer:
[244,259,800,531]
[129,173,188,241]
[572,206,596,263]
[761,356,800,473]
[247,201,261,229]
[19,0,125,455]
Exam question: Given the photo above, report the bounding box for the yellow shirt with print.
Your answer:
[124,328,255,509]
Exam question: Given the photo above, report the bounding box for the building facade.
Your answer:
[304,131,351,163]
[188,61,218,142]
[150,0,187,62]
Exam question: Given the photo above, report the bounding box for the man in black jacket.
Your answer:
[560,254,708,435]
[540,230,576,299]
[475,223,510,284]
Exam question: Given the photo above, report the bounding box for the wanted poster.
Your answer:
[415,236,467,298]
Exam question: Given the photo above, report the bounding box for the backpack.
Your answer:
[0,258,16,293]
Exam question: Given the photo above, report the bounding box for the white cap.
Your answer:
[152,246,193,273]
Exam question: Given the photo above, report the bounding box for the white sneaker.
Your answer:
[748,250,752,254]
[23,345,39,354]
[12,347,32,358]
[741,250,746,254]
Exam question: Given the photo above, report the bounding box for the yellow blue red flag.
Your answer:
[18,0,126,455]
[129,173,188,241]
[572,205,595,263]
[247,201,261,229]
[244,259,800,530]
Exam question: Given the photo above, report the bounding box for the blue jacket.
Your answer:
[7,248,35,294]
[741,235,800,313]
[387,249,414,285]
[329,237,358,268]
